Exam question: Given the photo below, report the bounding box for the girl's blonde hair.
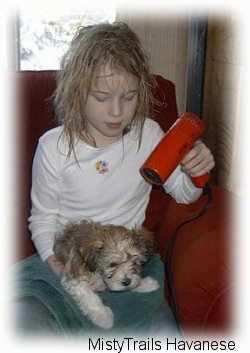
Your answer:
[53,21,154,155]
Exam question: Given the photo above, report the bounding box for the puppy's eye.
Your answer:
[108,262,118,268]
[131,255,142,265]
[131,255,139,262]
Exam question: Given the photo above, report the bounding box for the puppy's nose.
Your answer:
[122,278,131,286]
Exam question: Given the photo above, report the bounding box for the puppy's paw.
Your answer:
[90,305,114,330]
[132,276,160,293]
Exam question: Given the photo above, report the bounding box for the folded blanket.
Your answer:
[11,253,165,336]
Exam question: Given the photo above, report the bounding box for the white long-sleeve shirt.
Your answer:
[28,118,202,261]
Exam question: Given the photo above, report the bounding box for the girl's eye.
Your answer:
[91,92,110,102]
[123,92,137,101]
[91,91,137,102]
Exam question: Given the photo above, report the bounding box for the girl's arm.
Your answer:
[28,133,63,262]
[163,142,214,204]
[46,255,65,276]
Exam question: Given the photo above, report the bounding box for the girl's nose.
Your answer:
[109,99,122,117]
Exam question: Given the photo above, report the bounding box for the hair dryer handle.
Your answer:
[191,172,210,188]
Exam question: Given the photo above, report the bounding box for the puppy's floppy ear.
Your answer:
[53,232,72,264]
[79,238,104,272]
[133,227,154,262]
[66,246,85,278]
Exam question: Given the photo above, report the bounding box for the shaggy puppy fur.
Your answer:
[53,220,159,329]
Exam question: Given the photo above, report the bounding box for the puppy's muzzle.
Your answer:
[122,277,131,287]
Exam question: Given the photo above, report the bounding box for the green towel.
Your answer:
[11,253,165,336]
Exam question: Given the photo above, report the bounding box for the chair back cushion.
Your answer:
[13,70,179,260]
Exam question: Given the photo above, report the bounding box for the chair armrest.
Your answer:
[154,185,236,333]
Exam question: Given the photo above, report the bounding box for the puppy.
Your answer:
[53,220,159,329]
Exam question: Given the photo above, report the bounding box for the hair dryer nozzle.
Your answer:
[140,112,210,188]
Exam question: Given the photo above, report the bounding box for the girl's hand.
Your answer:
[46,255,65,277]
[181,141,215,178]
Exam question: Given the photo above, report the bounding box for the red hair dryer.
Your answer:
[140,112,210,188]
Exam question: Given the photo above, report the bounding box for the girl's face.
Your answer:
[84,65,139,147]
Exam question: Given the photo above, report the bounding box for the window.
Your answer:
[19,1,116,70]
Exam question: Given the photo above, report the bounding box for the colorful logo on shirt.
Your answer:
[95,160,109,174]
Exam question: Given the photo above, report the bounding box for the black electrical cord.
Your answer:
[165,183,212,334]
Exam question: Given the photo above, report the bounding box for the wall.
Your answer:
[202,14,243,193]
[116,9,189,113]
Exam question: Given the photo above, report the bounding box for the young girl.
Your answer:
[25,22,214,334]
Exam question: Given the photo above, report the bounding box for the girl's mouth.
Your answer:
[105,122,122,130]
